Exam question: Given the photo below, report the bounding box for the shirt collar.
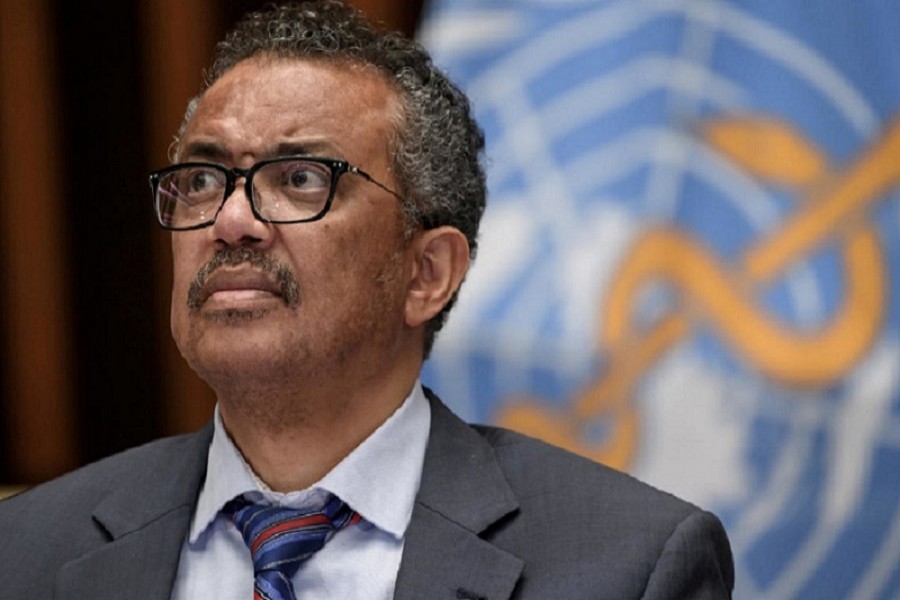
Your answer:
[189,382,431,544]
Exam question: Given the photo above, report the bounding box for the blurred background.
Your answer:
[2,1,899,598]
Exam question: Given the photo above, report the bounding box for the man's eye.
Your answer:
[282,162,330,191]
[187,170,220,193]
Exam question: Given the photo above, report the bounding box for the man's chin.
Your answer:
[181,339,299,391]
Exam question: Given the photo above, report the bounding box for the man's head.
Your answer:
[161,1,484,403]
[174,0,485,358]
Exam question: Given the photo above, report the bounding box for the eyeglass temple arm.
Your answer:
[348,166,405,203]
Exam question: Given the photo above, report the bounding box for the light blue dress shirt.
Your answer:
[170,383,431,600]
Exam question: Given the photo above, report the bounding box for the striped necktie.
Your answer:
[224,495,360,600]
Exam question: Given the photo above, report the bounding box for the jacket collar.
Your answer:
[394,390,524,600]
[55,424,213,599]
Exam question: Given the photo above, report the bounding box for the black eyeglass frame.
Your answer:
[148,155,405,231]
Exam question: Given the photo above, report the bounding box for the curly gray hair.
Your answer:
[176,0,486,358]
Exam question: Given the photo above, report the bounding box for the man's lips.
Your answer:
[195,268,284,308]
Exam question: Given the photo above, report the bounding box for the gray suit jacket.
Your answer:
[0,392,733,598]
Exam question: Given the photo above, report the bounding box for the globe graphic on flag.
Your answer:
[421,2,900,598]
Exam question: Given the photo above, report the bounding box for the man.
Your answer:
[0,1,734,598]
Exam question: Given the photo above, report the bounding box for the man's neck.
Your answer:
[215,366,420,493]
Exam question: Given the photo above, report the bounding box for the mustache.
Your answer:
[186,248,300,310]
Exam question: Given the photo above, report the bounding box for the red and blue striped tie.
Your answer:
[225,495,360,600]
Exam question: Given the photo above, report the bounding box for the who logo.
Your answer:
[420,1,900,598]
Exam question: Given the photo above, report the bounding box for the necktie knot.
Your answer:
[224,495,359,600]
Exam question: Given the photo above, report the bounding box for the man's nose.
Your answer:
[210,182,274,248]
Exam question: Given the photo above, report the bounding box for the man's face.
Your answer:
[170,56,414,392]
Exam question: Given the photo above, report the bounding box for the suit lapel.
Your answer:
[55,504,195,599]
[395,392,524,600]
[55,425,213,600]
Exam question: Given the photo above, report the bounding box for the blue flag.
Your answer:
[419,1,900,598]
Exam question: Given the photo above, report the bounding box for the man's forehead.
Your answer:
[199,56,398,117]
[178,56,402,162]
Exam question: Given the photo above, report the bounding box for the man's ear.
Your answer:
[405,226,470,328]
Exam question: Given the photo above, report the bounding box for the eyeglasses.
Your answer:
[148,156,404,230]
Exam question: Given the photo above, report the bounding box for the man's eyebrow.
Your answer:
[177,140,340,162]
[179,141,229,162]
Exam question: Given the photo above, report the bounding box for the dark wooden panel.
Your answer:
[53,1,163,464]
[351,0,424,36]
[0,0,78,482]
